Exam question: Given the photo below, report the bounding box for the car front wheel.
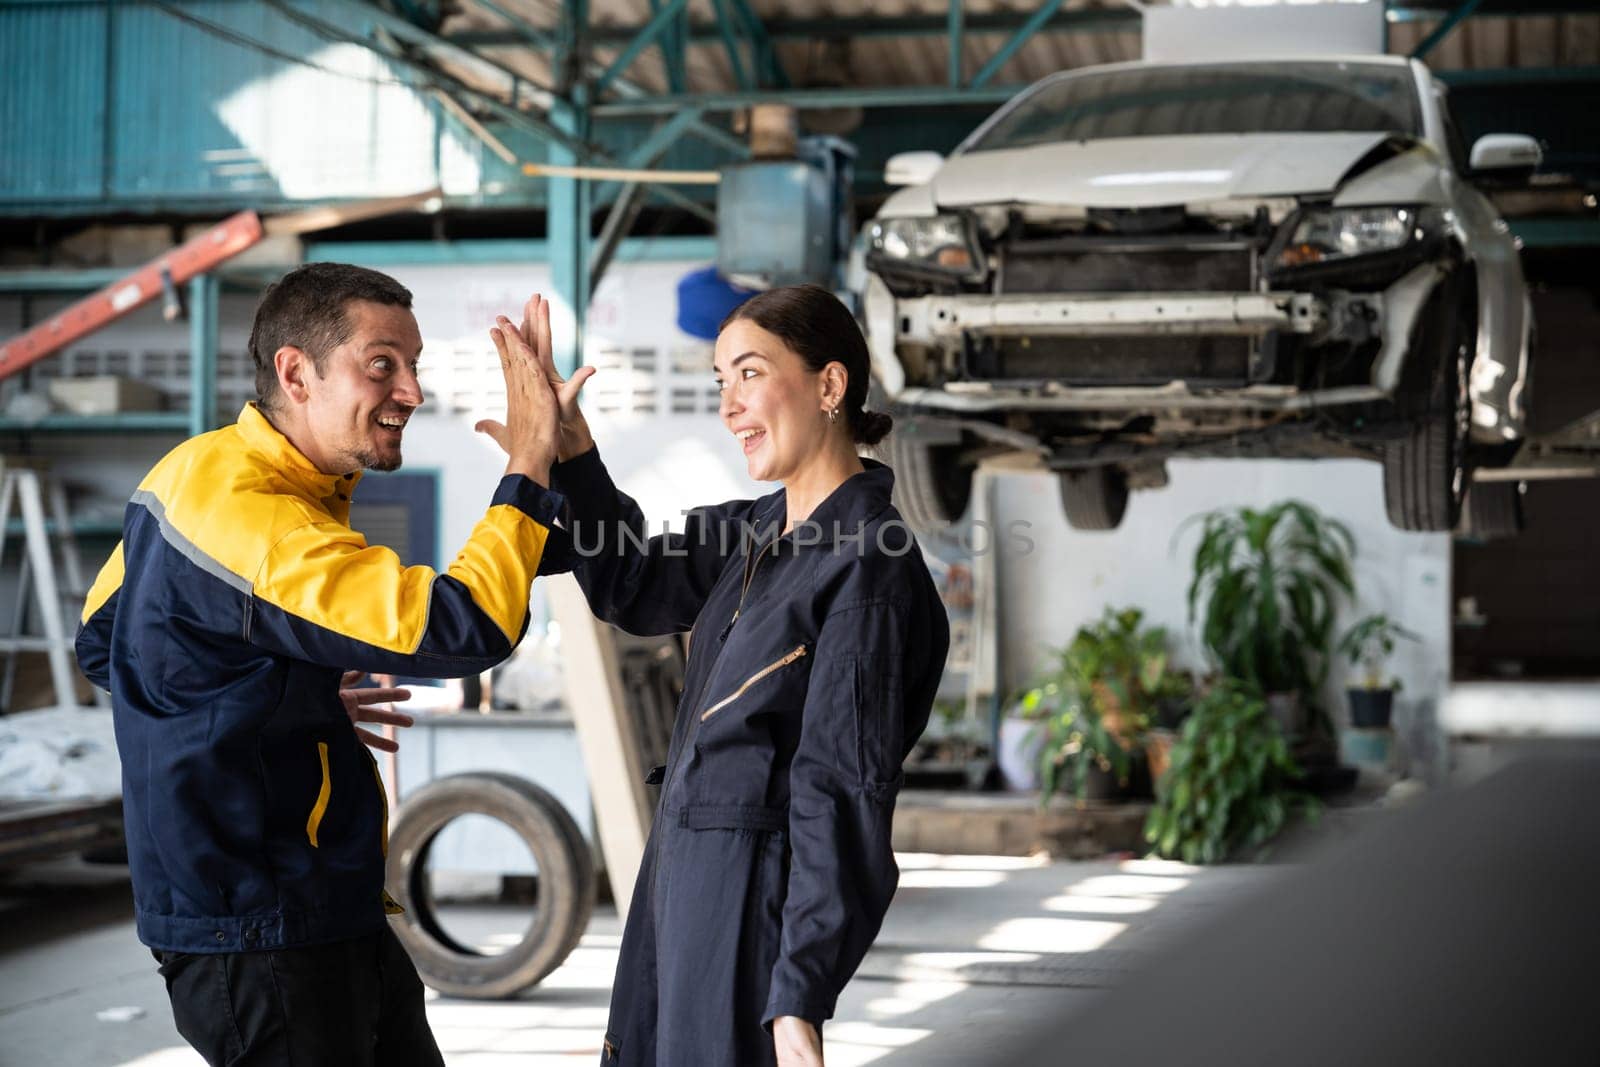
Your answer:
[885,418,975,539]
[1383,298,1472,532]
[1059,467,1129,531]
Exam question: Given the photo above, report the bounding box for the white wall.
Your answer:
[992,458,1451,728]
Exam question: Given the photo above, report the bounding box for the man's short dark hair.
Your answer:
[248,263,413,411]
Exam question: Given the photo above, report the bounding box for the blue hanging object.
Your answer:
[676,266,757,341]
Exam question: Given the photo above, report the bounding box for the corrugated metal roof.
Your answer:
[436,1,1600,99]
[1,1,464,210]
[1,3,109,201]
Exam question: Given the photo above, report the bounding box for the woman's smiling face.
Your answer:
[714,319,834,484]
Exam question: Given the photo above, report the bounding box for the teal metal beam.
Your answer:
[0,413,191,434]
[647,0,687,93]
[709,0,752,92]
[188,273,219,437]
[471,0,558,50]
[948,0,963,89]
[595,107,709,203]
[466,0,743,159]
[1508,218,1600,247]
[589,183,647,293]
[1411,0,1486,58]
[592,83,1020,116]
[1385,5,1591,25]
[0,268,130,292]
[548,88,591,377]
[294,0,716,220]
[595,0,691,95]
[305,237,718,266]
[331,0,557,107]
[1437,64,1600,87]
[265,1,584,155]
[970,0,1066,89]
[726,0,790,89]
[624,107,709,169]
[448,8,1138,46]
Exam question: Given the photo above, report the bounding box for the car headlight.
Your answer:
[1274,206,1439,268]
[867,215,985,280]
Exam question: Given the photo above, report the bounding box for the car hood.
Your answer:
[928,132,1421,209]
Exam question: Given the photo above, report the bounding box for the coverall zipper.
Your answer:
[700,644,809,721]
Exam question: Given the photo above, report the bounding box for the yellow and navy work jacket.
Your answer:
[74,403,561,954]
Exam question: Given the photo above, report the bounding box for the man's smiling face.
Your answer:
[300,300,425,474]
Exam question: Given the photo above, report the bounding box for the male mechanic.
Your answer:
[75,263,588,1065]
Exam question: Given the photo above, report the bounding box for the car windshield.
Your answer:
[966,62,1422,152]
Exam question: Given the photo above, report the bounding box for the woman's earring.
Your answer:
[827,406,839,424]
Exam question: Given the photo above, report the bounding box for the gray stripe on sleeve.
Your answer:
[130,489,253,596]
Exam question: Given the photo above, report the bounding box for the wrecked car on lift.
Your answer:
[859,56,1541,533]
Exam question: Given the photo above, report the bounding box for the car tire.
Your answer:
[386,773,596,1000]
[1383,297,1472,532]
[1059,467,1129,531]
[1457,480,1524,541]
[885,418,975,538]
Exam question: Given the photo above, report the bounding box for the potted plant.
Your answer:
[1186,500,1355,738]
[1336,614,1420,729]
[1143,681,1315,864]
[1027,607,1186,802]
[1035,686,1136,803]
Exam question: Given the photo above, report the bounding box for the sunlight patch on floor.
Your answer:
[1067,873,1191,897]
[862,978,968,1019]
[824,1021,936,1067]
[976,916,1127,954]
[1040,893,1159,915]
[115,1049,203,1067]
[896,852,1050,871]
[898,868,1010,889]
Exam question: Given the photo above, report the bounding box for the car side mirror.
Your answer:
[1469,133,1543,177]
[885,151,945,187]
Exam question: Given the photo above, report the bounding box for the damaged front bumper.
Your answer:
[863,263,1447,414]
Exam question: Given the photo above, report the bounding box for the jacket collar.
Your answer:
[234,403,363,521]
[752,459,896,546]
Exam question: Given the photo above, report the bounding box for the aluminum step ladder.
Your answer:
[0,462,105,712]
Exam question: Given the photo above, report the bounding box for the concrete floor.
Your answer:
[0,853,1280,1067]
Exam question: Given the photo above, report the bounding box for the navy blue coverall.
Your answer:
[542,448,949,1067]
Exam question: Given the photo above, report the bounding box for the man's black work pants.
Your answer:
[153,925,444,1067]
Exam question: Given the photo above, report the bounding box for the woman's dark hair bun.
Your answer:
[854,409,894,447]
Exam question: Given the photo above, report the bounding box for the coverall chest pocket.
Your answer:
[699,642,810,723]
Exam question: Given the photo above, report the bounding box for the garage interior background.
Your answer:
[3,0,1599,788]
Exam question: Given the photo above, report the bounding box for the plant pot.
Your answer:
[996,717,1042,792]
[1079,760,1124,802]
[1154,696,1190,731]
[1145,728,1178,783]
[1346,687,1395,729]
[1265,691,1308,738]
[1125,751,1154,800]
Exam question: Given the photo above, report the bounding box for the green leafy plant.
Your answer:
[1187,500,1355,700]
[1337,614,1421,690]
[1030,683,1134,804]
[1144,682,1314,864]
[1021,607,1186,803]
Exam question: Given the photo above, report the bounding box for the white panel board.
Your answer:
[1143,2,1386,63]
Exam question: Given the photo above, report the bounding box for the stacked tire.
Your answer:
[386,773,596,999]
